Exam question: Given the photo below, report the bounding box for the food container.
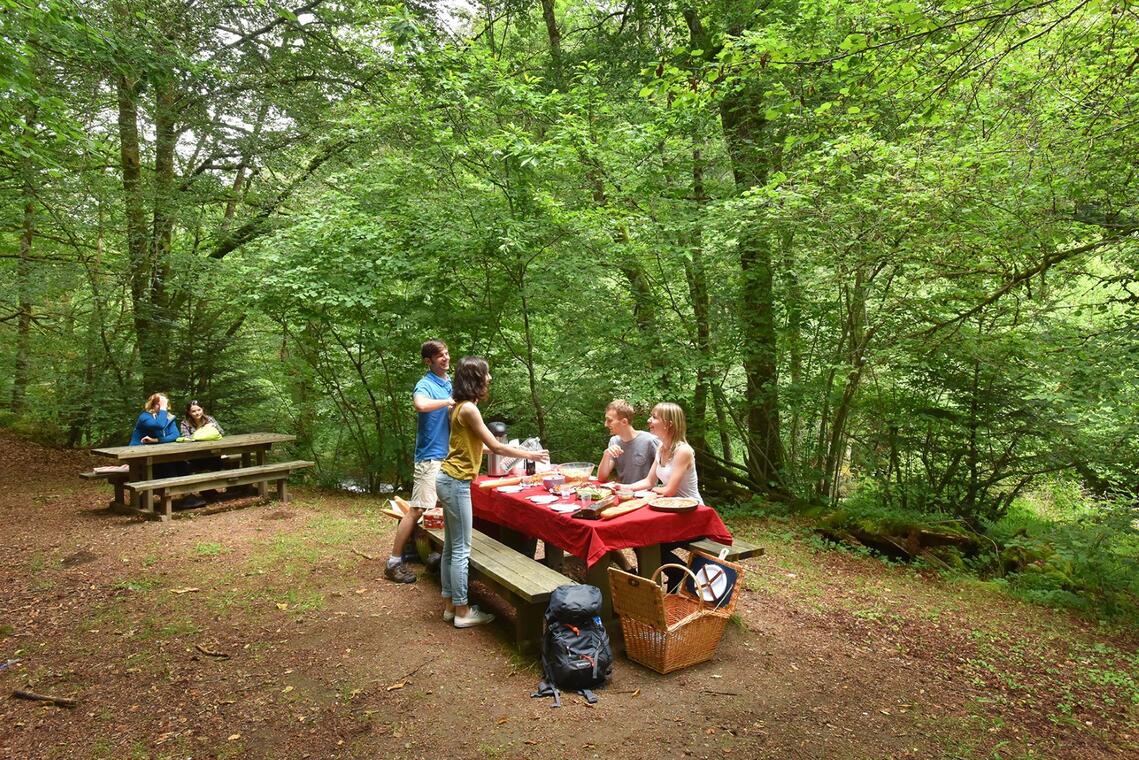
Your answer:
[558,462,595,483]
[542,474,565,491]
[486,421,510,476]
[422,508,444,530]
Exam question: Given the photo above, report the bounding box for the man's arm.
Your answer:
[413,393,454,413]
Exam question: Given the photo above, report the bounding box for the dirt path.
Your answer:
[1,430,1136,759]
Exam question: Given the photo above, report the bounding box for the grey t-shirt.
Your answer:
[607,431,661,484]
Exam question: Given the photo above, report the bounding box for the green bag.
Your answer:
[191,423,223,441]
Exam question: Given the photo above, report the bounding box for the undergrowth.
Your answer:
[787,477,1139,625]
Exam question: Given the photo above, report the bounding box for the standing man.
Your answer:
[597,399,660,484]
[386,340,453,584]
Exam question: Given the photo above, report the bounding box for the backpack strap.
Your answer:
[530,678,562,708]
[577,687,598,704]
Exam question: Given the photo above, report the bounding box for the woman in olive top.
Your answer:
[436,356,549,629]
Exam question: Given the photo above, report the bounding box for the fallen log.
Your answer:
[12,689,77,708]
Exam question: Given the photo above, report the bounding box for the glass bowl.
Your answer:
[558,462,595,483]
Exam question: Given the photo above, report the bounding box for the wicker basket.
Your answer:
[608,550,744,674]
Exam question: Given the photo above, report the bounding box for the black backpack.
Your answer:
[531,584,612,707]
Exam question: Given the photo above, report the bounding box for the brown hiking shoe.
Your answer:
[384,562,416,584]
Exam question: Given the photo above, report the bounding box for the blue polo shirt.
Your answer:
[413,371,452,462]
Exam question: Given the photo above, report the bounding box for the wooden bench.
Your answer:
[424,527,573,654]
[683,536,765,562]
[126,460,314,521]
[80,467,131,506]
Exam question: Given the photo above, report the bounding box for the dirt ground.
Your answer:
[1,429,1137,760]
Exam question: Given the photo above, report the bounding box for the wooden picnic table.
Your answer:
[91,433,296,517]
[470,477,734,623]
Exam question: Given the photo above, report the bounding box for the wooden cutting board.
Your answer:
[599,497,650,520]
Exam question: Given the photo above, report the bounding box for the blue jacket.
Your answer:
[129,410,180,445]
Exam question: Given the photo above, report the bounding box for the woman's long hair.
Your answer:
[184,400,208,430]
[452,356,490,403]
[652,402,688,454]
[143,393,164,413]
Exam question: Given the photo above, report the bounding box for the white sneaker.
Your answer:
[453,605,495,628]
[442,609,455,623]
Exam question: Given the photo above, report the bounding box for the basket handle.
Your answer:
[650,563,717,609]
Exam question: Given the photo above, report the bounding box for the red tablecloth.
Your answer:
[471,477,732,568]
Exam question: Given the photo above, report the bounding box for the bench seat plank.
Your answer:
[424,527,573,653]
[126,460,314,494]
[683,536,764,562]
[125,460,314,521]
[425,527,569,603]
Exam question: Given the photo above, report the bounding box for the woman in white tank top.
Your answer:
[626,402,703,504]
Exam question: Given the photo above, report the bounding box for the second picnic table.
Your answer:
[91,433,308,520]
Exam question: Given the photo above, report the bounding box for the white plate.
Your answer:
[527,494,559,505]
[550,504,578,513]
[496,485,525,493]
[634,490,654,499]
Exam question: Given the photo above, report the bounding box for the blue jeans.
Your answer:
[435,471,473,606]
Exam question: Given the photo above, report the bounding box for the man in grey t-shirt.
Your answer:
[597,399,660,484]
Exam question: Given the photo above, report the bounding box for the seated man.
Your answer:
[597,399,660,485]
[597,399,660,572]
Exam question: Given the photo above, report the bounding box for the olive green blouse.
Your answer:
[441,401,483,481]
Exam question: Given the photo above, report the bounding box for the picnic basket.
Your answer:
[608,550,744,674]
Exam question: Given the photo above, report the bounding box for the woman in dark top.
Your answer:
[180,400,224,439]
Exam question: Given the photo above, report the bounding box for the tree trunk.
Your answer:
[684,147,712,451]
[539,0,563,89]
[11,173,36,414]
[118,73,163,392]
[720,91,784,489]
[781,230,802,477]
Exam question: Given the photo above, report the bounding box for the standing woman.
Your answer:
[436,357,549,628]
[626,402,704,503]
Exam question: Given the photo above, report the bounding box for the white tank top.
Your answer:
[655,442,703,503]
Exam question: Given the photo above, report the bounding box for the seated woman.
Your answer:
[130,393,180,447]
[180,400,228,495]
[625,402,704,503]
[129,393,190,479]
[626,402,705,587]
[180,400,225,440]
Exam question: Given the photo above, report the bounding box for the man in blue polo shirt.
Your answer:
[386,339,454,583]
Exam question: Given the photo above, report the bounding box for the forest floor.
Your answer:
[1,430,1137,760]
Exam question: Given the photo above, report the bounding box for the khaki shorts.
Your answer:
[410,459,443,510]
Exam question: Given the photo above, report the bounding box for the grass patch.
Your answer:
[193,542,226,557]
[113,576,161,593]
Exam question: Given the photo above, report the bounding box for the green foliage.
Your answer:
[2,0,1138,533]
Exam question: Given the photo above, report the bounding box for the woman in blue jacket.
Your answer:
[128,394,198,501]
[130,393,179,445]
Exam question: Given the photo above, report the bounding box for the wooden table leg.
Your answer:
[584,554,614,625]
[276,479,288,502]
[255,447,267,497]
[498,526,537,559]
[515,602,544,655]
[634,545,662,578]
[541,543,565,572]
[112,476,126,508]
